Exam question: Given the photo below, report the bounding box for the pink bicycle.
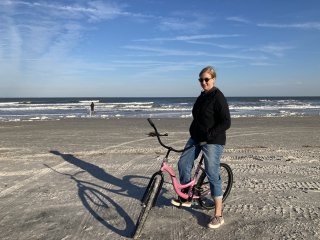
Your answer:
[132,118,233,239]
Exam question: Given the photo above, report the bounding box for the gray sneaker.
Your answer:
[171,198,192,207]
[208,216,224,229]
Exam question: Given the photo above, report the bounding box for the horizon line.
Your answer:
[0,95,319,98]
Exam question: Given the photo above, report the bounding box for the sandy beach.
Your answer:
[0,117,319,240]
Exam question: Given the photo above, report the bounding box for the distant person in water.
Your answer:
[90,102,95,116]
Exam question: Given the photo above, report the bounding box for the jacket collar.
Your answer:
[201,87,217,96]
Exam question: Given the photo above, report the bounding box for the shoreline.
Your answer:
[1,96,319,122]
[1,114,319,121]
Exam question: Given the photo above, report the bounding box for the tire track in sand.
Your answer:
[233,179,320,191]
[0,161,68,199]
[223,203,320,221]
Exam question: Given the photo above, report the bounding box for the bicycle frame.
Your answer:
[160,155,204,200]
[141,147,206,208]
[140,118,213,206]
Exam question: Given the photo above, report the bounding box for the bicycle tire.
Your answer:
[132,175,161,239]
[196,163,233,210]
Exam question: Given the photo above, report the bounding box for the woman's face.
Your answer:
[199,71,215,92]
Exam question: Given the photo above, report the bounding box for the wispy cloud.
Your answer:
[123,45,206,56]
[124,45,267,61]
[158,12,213,32]
[0,0,157,64]
[0,0,130,89]
[134,34,242,42]
[0,1,122,64]
[250,62,276,66]
[259,44,294,57]
[159,18,202,32]
[246,44,294,57]
[134,34,242,50]
[226,16,251,24]
[227,16,320,31]
[111,59,236,67]
[107,59,238,79]
[0,0,150,22]
[185,41,241,49]
[257,22,320,30]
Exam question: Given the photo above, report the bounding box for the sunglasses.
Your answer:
[198,77,212,83]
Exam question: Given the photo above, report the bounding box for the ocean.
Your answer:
[0,97,319,122]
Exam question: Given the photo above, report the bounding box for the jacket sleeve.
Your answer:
[208,92,231,137]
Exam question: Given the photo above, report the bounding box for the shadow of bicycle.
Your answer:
[48,150,167,237]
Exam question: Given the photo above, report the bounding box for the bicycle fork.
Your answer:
[141,171,164,207]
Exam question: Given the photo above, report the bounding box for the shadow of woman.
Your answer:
[50,150,168,201]
[48,150,168,237]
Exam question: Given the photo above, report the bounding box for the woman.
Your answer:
[171,66,231,229]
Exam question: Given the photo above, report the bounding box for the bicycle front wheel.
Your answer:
[132,175,161,239]
[196,163,233,210]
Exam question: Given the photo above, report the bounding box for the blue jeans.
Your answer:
[178,138,224,198]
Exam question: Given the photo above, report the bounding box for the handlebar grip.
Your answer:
[147,118,195,152]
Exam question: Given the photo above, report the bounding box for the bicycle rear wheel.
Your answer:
[132,175,161,239]
[196,163,233,210]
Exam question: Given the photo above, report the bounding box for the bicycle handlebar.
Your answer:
[147,118,195,153]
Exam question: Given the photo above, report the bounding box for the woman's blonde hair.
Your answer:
[199,66,216,78]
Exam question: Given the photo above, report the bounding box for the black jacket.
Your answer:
[189,87,231,145]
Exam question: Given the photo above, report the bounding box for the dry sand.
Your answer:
[0,117,319,240]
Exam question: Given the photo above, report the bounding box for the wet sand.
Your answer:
[0,117,319,240]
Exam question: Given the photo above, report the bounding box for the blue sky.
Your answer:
[0,0,319,97]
